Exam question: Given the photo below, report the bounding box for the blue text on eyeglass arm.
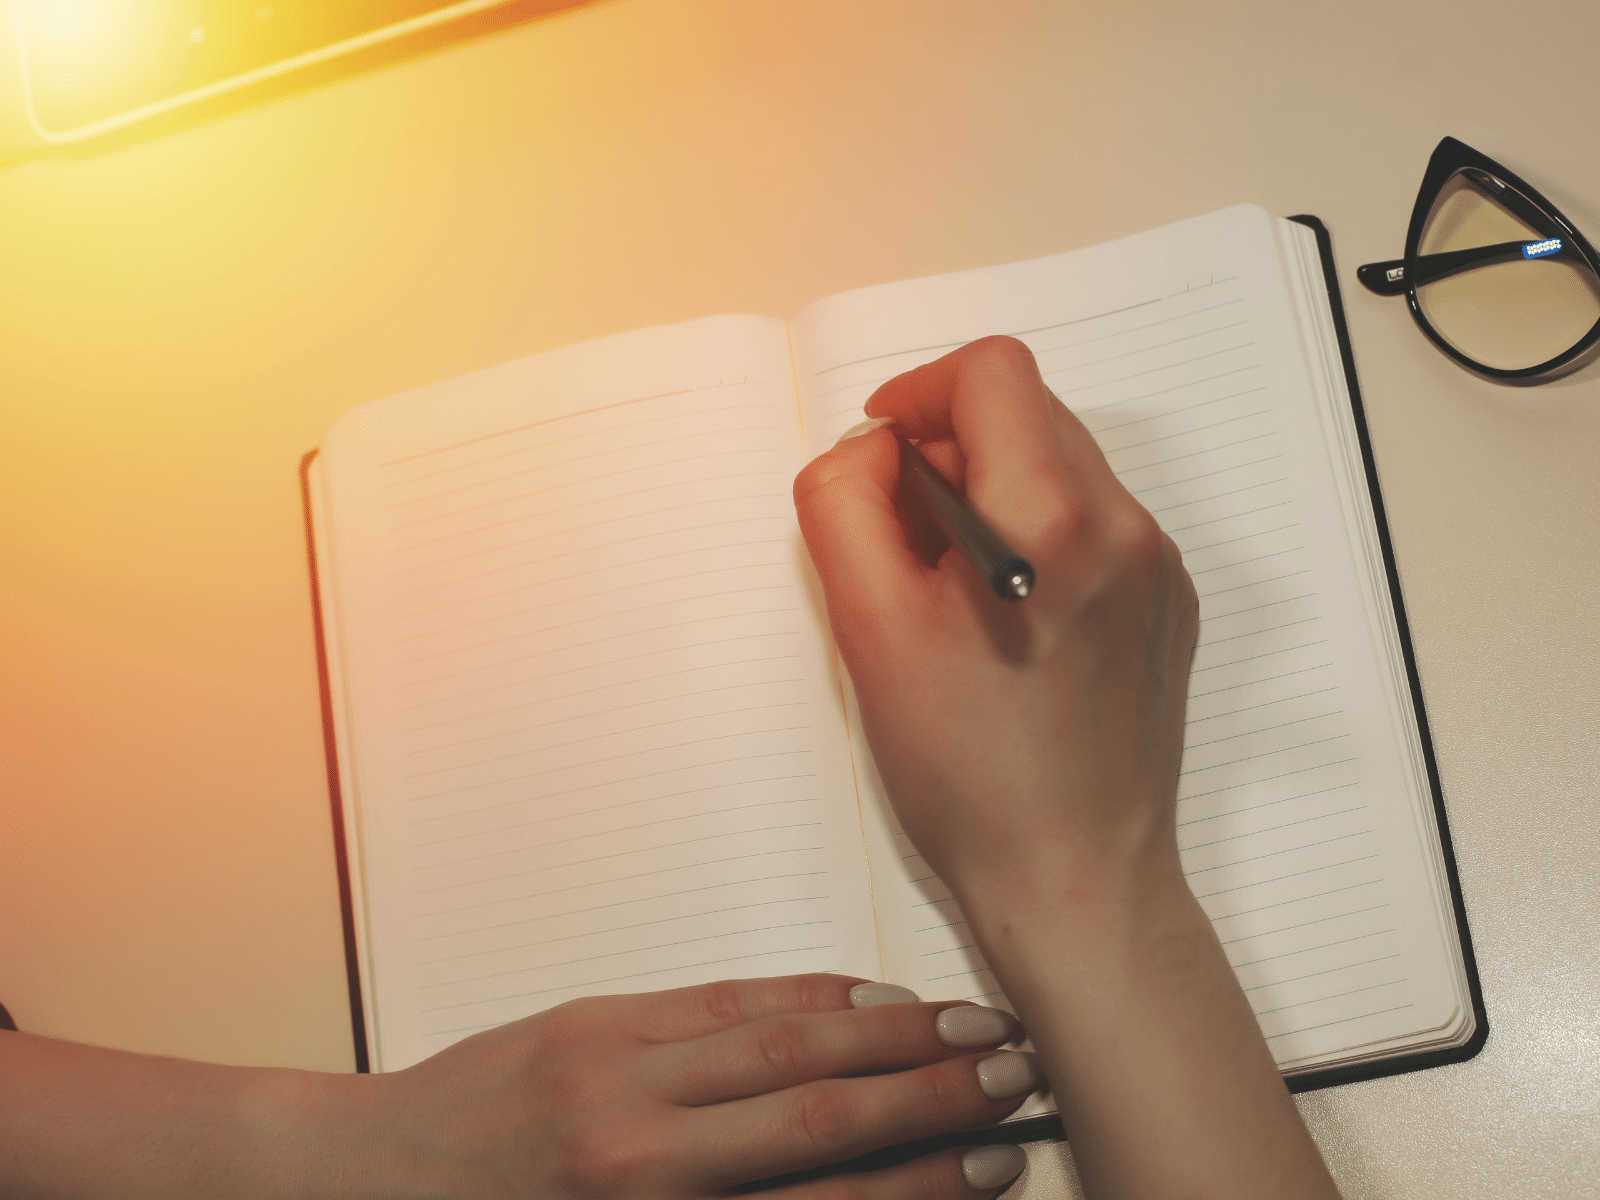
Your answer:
[1522,238,1563,258]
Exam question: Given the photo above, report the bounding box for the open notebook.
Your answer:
[303,205,1485,1119]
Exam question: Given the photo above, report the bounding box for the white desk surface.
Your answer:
[2,2,1596,1195]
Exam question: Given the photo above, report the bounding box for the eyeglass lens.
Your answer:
[1416,170,1600,372]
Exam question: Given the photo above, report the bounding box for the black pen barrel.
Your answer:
[896,435,1034,601]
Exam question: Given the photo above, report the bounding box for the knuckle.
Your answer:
[964,333,1037,372]
[752,1016,812,1078]
[532,997,600,1054]
[1109,504,1168,571]
[542,1054,610,1114]
[792,972,850,1012]
[910,1061,968,1113]
[793,453,850,507]
[784,1080,856,1152]
[694,978,747,1030]
[555,1123,655,1198]
[1038,493,1091,546]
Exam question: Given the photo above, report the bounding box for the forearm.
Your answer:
[960,869,1340,1200]
[0,1032,386,1200]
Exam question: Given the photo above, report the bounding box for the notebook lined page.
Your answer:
[788,206,1460,1070]
[317,316,880,1070]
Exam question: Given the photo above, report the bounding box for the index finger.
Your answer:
[619,974,869,1044]
[865,335,1123,505]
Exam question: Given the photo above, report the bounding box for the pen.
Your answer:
[895,433,1035,601]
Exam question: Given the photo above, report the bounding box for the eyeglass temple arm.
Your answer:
[1358,166,1575,297]
[1357,241,1583,297]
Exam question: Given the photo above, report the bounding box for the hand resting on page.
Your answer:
[0,974,1032,1199]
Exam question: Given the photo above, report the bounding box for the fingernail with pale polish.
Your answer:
[962,1143,1027,1191]
[848,982,921,1007]
[936,1005,1020,1048]
[835,415,896,443]
[975,1051,1043,1099]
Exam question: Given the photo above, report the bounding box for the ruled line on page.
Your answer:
[1242,953,1402,991]
[390,489,784,560]
[1143,475,1288,508]
[382,402,774,491]
[410,822,826,896]
[379,387,697,469]
[1084,382,1264,435]
[1183,710,1342,751]
[385,426,776,525]
[407,748,818,817]
[1183,830,1374,878]
[403,723,813,789]
[1178,734,1350,778]
[390,529,793,600]
[409,774,815,845]
[385,448,780,535]
[1194,615,1323,650]
[1192,854,1380,900]
[1225,916,1394,956]
[419,894,833,965]
[397,627,802,695]
[396,607,800,671]
[809,296,1170,376]
[1166,498,1293,533]
[1254,978,1407,1019]
[1187,641,1330,675]
[1262,1005,1414,1040]
[1053,344,1259,397]
[391,559,795,625]
[1184,687,1339,726]
[812,295,1255,422]
[421,920,836,991]
[388,419,774,499]
[411,796,817,858]
[388,464,787,534]
[810,315,1254,403]
[1178,806,1367,854]
[1099,407,1270,455]
[1180,762,1360,808]
[1178,782,1360,829]
[414,849,830,921]
[386,435,775,519]
[402,673,806,741]
[410,798,821,871]
[1181,523,1302,555]
[394,580,793,648]
[418,872,828,942]
[1038,319,1251,375]
[419,943,844,1034]
[389,544,794,616]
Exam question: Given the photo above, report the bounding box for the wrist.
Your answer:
[953,858,1217,1019]
[244,1068,442,1200]
[947,829,1189,935]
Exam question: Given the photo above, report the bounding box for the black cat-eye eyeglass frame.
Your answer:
[1356,136,1600,383]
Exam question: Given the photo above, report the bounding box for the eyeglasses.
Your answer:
[1357,137,1600,383]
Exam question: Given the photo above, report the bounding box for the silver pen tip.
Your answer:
[1008,574,1031,598]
